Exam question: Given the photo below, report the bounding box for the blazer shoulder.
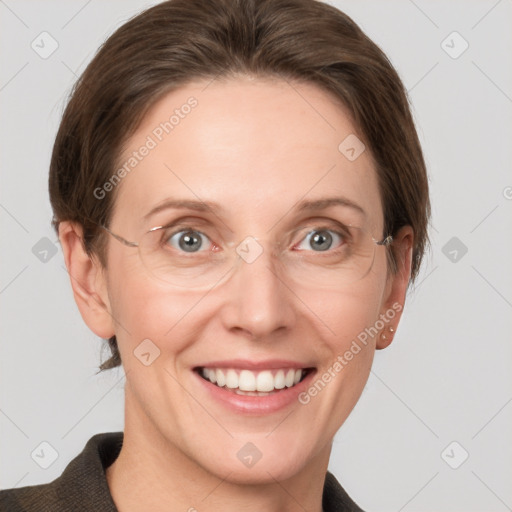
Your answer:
[0,480,62,512]
[0,431,123,512]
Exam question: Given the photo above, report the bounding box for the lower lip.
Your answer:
[193,369,316,415]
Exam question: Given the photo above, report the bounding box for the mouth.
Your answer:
[193,366,315,396]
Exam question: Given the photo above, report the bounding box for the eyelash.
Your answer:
[160,222,352,254]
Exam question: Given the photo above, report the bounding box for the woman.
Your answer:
[0,0,429,510]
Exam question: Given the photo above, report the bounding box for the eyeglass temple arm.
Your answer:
[100,225,139,248]
[99,223,392,249]
[375,235,393,246]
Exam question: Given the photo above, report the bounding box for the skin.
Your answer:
[59,75,413,512]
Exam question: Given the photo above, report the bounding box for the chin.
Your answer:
[196,439,315,485]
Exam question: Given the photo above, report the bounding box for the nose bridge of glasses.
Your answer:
[230,235,281,267]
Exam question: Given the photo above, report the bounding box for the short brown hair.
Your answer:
[49,0,430,372]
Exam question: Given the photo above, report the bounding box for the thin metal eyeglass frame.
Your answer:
[98,224,393,250]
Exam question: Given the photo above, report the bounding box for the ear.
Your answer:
[376,225,413,350]
[58,221,115,339]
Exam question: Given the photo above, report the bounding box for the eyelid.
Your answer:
[155,218,357,249]
[162,224,215,250]
[154,218,218,243]
[161,227,347,256]
[291,225,349,250]
[290,220,354,239]
[154,215,213,231]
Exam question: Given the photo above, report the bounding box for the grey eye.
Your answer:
[168,230,210,253]
[297,229,342,252]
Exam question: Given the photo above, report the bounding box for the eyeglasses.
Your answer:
[98,220,392,291]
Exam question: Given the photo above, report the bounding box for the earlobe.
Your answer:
[59,221,115,339]
[377,325,395,349]
[376,225,413,350]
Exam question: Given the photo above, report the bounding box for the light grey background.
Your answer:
[1,1,511,510]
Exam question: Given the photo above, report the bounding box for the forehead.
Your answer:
[112,76,383,233]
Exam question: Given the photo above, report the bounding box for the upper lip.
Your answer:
[195,359,315,371]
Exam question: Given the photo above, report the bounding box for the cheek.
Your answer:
[322,291,380,382]
[310,278,386,387]
[293,287,383,439]
[313,274,386,347]
[105,255,199,364]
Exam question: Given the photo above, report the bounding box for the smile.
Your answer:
[196,367,313,395]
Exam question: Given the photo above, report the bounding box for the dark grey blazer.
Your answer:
[0,432,365,511]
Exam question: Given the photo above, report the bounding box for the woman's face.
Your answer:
[85,76,410,482]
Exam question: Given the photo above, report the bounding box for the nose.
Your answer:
[219,238,296,340]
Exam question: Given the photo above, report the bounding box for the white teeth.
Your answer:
[256,371,274,392]
[274,370,285,389]
[239,370,256,391]
[284,369,293,387]
[216,369,226,387]
[200,367,307,392]
[225,369,238,389]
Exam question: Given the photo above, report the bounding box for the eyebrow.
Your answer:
[143,199,223,220]
[296,197,366,217]
[143,196,366,220]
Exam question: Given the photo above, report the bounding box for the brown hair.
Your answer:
[49,0,430,372]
